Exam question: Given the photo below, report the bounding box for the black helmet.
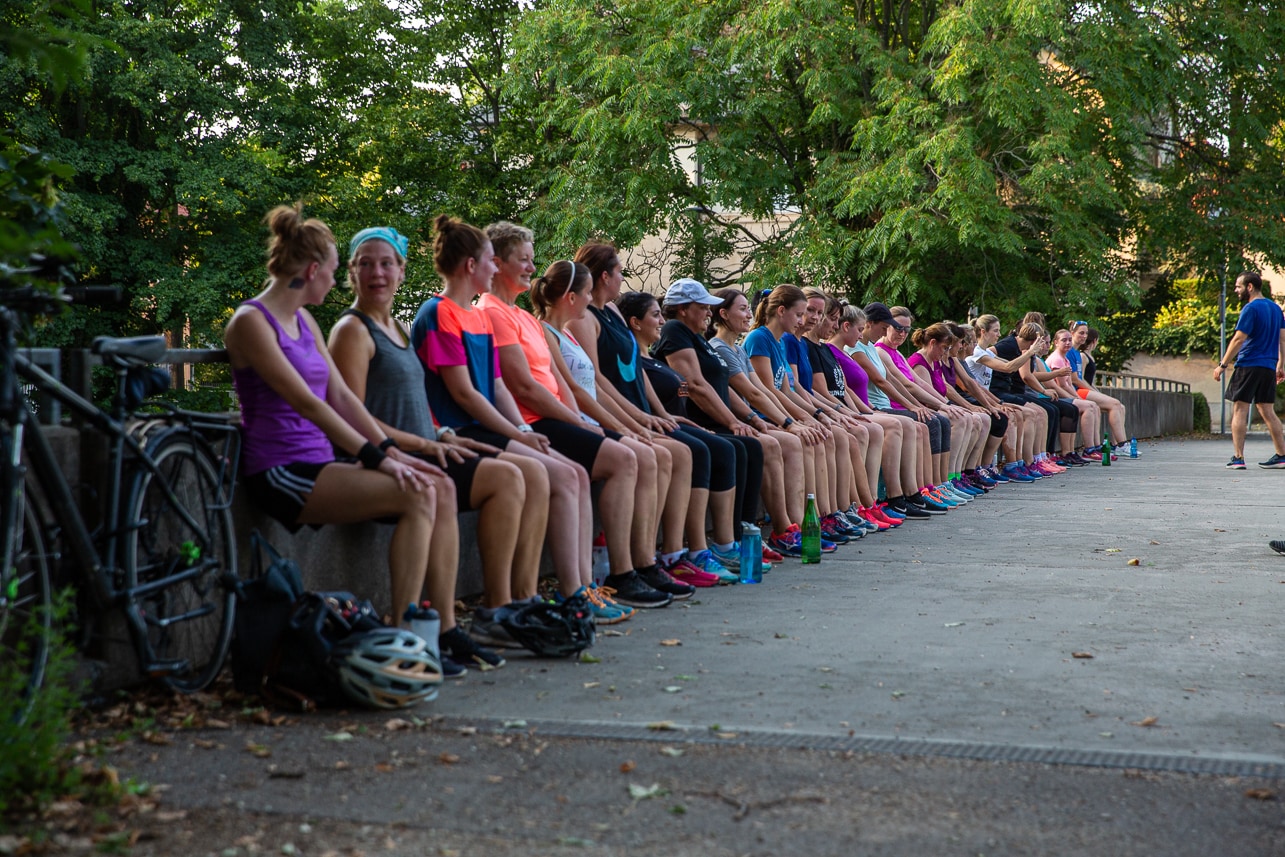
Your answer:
[500,596,595,658]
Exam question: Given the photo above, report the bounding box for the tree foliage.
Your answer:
[3,0,1283,350]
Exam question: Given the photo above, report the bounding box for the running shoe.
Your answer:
[602,571,674,607]
[440,626,506,669]
[1002,462,1033,483]
[986,466,1011,484]
[575,584,634,623]
[914,493,950,514]
[470,606,525,649]
[949,480,980,499]
[663,557,721,587]
[762,544,786,563]
[783,522,837,553]
[687,549,740,584]
[820,517,852,544]
[877,502,906,520]
[708,544,742,571]
[767,529,804,557]
[441,655,467,679]
[638,565,696,600]
[1227,456,1246,470]
[1259,453,1285,469]
[925,486,958,507]
[859,506,895,530]
[845,509,881,534]
[889,499,930,519]
[1270,540,1285,555]
[824,513,862,539]
[1082,449,1102,462]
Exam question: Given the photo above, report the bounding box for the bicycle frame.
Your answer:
[9,343,240,674]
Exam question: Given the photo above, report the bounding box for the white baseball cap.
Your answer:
[664,278,722,307]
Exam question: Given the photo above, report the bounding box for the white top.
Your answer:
[545,322,600,426]
[967,344,994,390]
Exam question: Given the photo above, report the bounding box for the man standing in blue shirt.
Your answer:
[1213,272,1285,469]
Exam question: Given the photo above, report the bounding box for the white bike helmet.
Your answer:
[332,628,442,709]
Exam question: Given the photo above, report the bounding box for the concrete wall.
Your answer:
[1100,388,1194,439]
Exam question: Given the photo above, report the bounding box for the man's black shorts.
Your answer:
[1225,365,1278,404]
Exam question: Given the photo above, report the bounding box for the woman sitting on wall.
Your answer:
[223,204,499,672]
[328,226,553,656]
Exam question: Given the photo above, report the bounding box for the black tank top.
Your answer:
[588,303,650,413]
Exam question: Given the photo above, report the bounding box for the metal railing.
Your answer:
[1096,371,1191,394]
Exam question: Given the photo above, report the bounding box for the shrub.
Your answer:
[1192,392,1211,433]
[0,593,82,818]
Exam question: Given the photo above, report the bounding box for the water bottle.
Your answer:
[1101,436,1111,467]
[801,494,821,564]
[1129,437,1138,459]
[591,532,610,587]
[403,601,442,694]
[739,523,763,583]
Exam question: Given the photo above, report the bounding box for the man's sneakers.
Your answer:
[470,605,525,649]
[1259,453,1285,469]
[1227,456,1247,469]
[1270,540,1285,555]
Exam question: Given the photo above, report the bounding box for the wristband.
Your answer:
[357,441,387,470]
[438,426,456,440]
[782,417,795,429]
[813,408,824,419]
[517,424,534,434]
[378,437,399,452]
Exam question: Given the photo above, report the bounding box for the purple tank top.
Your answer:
[829,344,870,407]
[907,351,948,396]
[233,300,335,476]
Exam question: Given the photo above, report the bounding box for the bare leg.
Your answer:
[590,439,638,576]
[1256,402,1285,455]
[656,437,692,555]
[505,444,590,596]
[299,463,438,627]
[764,429,802,530]
[494,454,548,604]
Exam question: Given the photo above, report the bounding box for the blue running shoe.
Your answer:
[688,549,739,584]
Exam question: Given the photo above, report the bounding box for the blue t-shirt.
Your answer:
[1066,348,1083,378]
[744,327,793,391]
[1234,297,1285,369]
[782,333,815,393]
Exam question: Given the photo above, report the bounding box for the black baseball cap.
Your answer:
[864,302,907,331]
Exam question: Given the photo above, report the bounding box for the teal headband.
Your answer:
[348,226,409,261]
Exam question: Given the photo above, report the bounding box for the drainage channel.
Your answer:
[436,717,1285,780]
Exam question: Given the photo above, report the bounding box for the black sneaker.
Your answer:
[637,565,695,601]
[913,493,949,514]
[891,498,930,519]
[470,607,525,649]
[1259,453,1285,469]
[602,571,672,608]
[440,626,506,669]
[441,654,467,678]
[1270,540,1285,555]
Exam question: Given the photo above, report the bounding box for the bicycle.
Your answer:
[0,283,241,719]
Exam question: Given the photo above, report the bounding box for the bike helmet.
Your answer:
[500,596,596,658]
[332,628,442,709]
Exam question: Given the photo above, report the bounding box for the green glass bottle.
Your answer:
[1102,435,1111,467]
[802,493,821,564]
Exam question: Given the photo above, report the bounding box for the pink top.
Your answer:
[232,300,335,476]
[907,352,948,396]
[875,341,916,410]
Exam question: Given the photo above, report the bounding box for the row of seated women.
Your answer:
[224,204,1121,675]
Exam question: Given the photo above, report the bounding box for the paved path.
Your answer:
[433,437,1285,770]
[101,437,1285,856]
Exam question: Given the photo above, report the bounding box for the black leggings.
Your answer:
[1021,395,1075,452]
[666,425,737,492]
[716,431,763,541]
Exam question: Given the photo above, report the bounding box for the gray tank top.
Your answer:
[341,309,436,440]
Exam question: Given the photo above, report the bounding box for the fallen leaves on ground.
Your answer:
[1072,652,1095,659]
[619,760,636,773]
[1245,788,1276,801]
[660,639,682,647]
[1132,716,1159,728]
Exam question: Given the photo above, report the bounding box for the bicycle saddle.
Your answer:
[92,335,168,368]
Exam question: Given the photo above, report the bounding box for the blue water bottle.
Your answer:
[1129,437,1138,459]
[739,523,763,584]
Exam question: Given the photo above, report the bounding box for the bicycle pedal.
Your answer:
[143,658,189,678]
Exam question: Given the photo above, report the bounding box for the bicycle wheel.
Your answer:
[0,493,52,722]
[124,431,236,693]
